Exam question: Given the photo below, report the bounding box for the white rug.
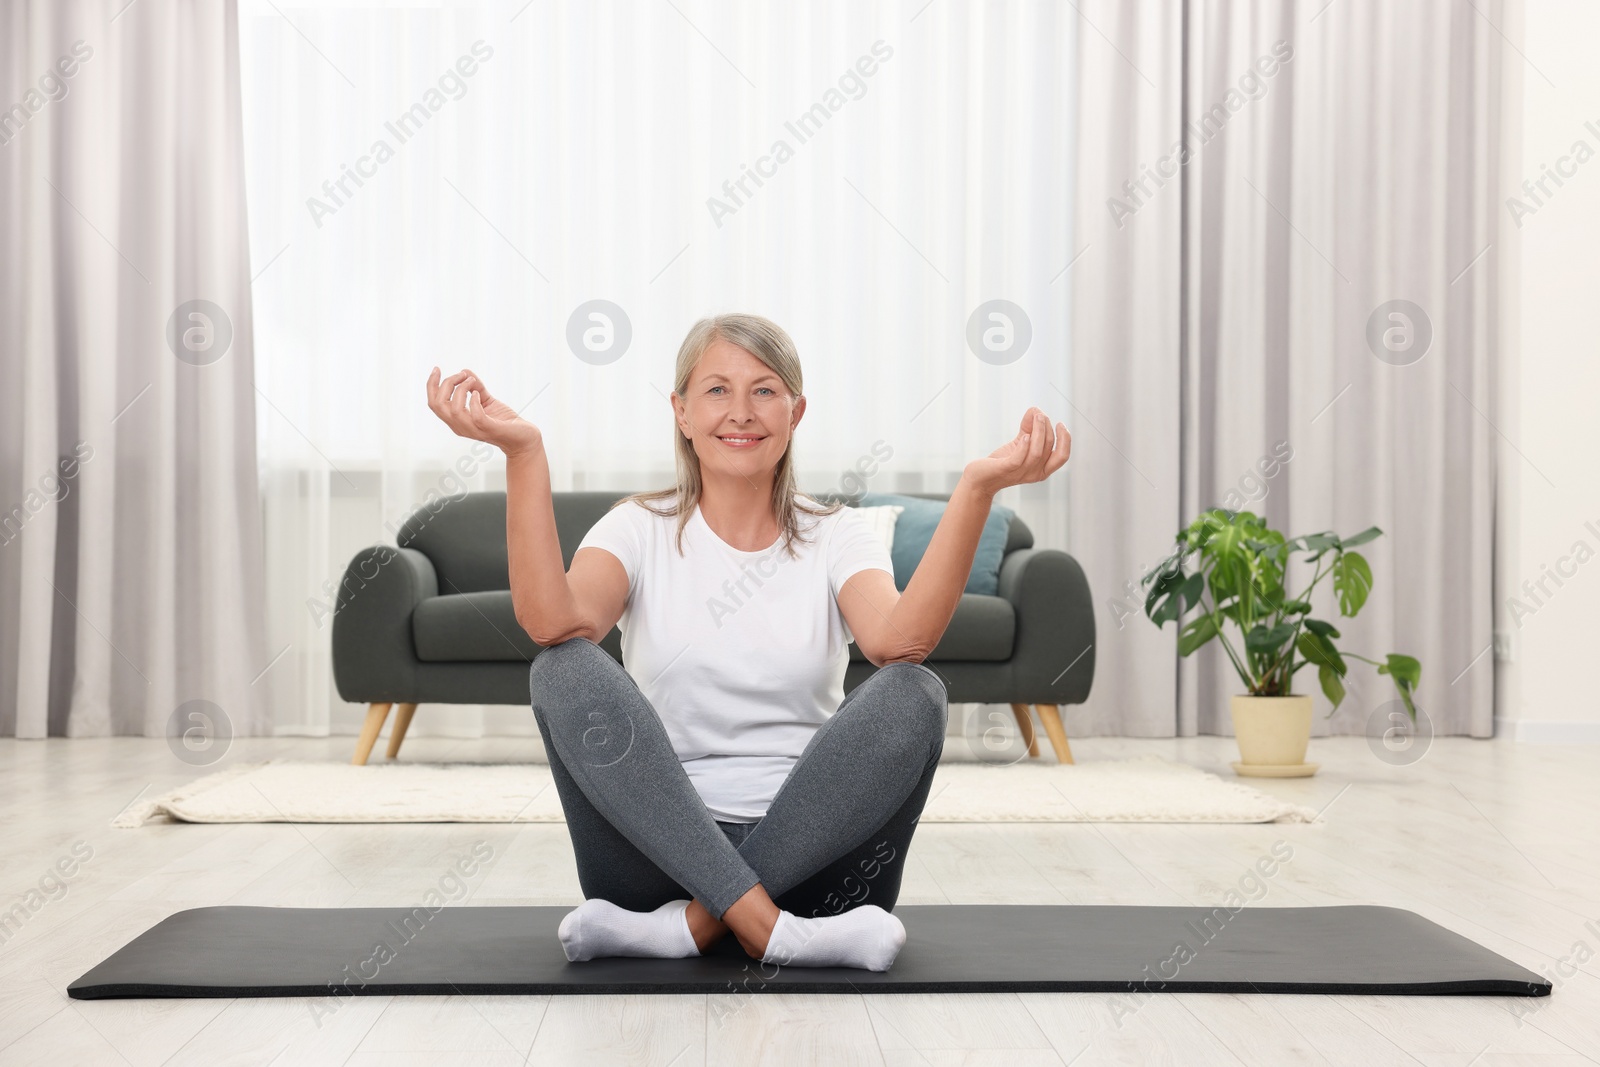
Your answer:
[113,757,1320,827]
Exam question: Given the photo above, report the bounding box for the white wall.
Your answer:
[1497,0,1600,741]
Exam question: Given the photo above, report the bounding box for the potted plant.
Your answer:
[1141,509,1421,777]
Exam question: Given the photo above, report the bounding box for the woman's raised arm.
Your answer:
[425,368,623,646]
[840,407,1070,664]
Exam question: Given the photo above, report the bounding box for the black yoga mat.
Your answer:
[68,904,1549,999]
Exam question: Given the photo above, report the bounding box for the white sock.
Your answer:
[760,904,907,972]
[557,898,701,962]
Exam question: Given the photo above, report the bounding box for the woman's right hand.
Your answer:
[426,367,544,457]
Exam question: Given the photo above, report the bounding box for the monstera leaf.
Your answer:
[1331,552,1373,616]
[1178,613,1218,656]
[1378,653,1422,720]
[1145,568,1204,627]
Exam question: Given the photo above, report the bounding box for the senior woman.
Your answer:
[426,313,1069,971]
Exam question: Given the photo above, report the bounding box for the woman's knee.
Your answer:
[874,661,948,740]
[528,636,607,705]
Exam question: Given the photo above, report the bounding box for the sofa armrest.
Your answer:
[998,547,1096,705]
[332,545,438,704]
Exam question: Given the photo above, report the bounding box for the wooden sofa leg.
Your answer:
[1009,703,1041,758]
[386,703,419,760]
[1035,703,1075,764]
[353,702,392,766]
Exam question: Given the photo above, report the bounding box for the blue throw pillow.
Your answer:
[858,492,1015,596]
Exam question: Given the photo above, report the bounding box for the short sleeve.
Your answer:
[827,505,896,601]
[576,500,647,595]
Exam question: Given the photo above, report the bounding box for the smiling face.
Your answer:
[672,337,805,484]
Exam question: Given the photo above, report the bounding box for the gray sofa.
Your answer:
[332,490,1095,765]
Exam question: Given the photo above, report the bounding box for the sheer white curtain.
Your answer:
[238,0,1075,737]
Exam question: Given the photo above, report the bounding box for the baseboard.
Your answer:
[1495,716,1600,743]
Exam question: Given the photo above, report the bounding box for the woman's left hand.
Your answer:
[964,408,1071,495]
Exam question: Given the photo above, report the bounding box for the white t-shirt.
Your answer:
[573,492,895,822]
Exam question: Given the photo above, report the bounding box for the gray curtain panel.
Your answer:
[1068,1,1187,739]
[0,0,270,739]
[1070,0,1501,738]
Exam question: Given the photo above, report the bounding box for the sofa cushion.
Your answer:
[413,591,540,662]
[857,492,1016,596]
[848,593,1015,663]
[415,590,1015,664]
[809,490,1033,554]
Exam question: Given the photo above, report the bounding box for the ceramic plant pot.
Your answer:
[1229,694,1318,778]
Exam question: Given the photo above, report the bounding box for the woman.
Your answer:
[425,313,1069,972]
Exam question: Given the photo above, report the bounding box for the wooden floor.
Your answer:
[1,733,1597,1066]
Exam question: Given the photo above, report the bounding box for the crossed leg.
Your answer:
[528,636,947,961]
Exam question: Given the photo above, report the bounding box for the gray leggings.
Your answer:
[528,636,948,920]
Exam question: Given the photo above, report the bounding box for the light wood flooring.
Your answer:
[0,733,1596,1066]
